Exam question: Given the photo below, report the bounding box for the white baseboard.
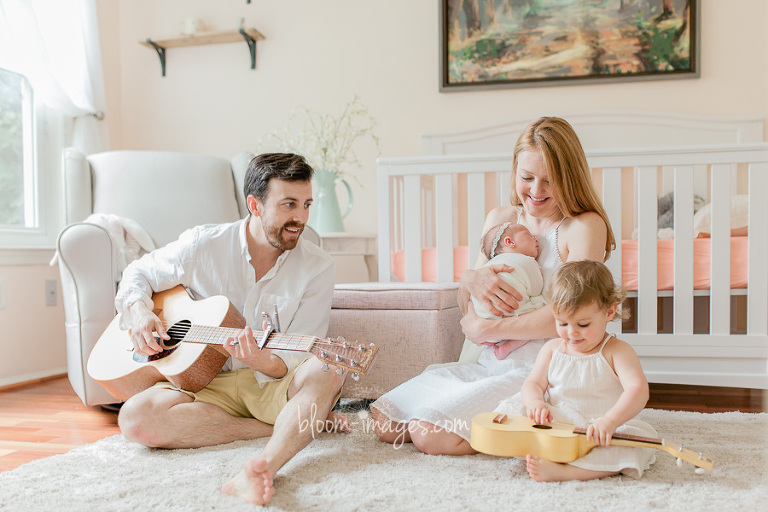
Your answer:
[0,367,68,389]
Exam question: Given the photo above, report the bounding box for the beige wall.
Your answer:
[1,0,766,386]
[100,0,767,236]
[0,264,66,386]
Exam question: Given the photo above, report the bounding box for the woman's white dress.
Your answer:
[370,221,563,441]
[494,334,657,478]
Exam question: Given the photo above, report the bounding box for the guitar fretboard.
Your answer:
[572,427,662,446]
[182,325,315,352]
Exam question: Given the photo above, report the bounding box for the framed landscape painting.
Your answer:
[440,0,698,91]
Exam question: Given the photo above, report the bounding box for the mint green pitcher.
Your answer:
[308,167,353,233]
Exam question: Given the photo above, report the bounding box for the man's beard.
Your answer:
[264,221,304,251]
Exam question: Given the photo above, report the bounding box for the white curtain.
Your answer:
[0,0,109,153]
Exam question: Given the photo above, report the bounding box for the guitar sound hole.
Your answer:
[162,319,192,349]
[133,347,178,363]
[131,319,191,363]
[533,424,553,430]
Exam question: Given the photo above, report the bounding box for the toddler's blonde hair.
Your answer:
[547,260,629,320]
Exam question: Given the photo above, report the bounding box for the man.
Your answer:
[115,153,345,505]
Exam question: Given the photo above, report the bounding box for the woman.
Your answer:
[370,116,616,455]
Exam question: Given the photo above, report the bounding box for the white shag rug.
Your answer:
[1,408,766,511]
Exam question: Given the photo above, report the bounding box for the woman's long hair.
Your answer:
[510,116,616,261]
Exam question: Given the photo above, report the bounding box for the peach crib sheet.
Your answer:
[621,236,748,291]
[392,237,749,290]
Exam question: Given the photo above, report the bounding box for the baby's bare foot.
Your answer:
[221,458,275,505]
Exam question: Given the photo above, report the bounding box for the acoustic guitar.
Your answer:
[87,286,378,401]
[470,412,714,471]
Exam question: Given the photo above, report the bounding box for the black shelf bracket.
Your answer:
[146,39,167,77]
[239,29,257,70]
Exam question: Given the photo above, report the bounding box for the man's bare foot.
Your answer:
[323,411,351,433]
[221,458,275,505]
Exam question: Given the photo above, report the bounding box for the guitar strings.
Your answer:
[156,320,368,349]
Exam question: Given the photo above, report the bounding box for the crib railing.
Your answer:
[377,143,768,387]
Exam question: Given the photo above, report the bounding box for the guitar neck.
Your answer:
[175,323,378,375]
[573,427,714,470]
[573,427,662,449]
[182,325,316,352]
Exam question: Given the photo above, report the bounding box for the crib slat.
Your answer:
[377,164,393,282]
[497,171,511,208]
[636,166,658,334]
[748,163,768,336]
[673,165,695,335]
[403,174,423,282]
[466,173,486,268]
[709,164,732,335]
[601,167,623,333]
[435,173,455,282]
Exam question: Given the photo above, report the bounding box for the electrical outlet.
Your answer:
[46,279,57,306]
[0,277,5,310]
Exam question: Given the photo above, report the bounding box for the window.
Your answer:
[0,67,35,229]
[0,66,66,262]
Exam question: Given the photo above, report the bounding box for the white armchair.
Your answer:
[56,148,270,405]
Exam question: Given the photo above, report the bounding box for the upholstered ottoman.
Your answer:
[328,282,464,399]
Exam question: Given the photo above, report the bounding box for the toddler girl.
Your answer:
[494,260,656,481]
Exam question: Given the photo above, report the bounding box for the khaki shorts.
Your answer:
[155,361,306,425]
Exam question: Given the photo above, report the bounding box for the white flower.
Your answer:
[262,96,380,183]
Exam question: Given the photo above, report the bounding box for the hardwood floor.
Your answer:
[0,376,765,473]
[0,376,120,472]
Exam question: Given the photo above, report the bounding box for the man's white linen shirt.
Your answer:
[115,217,336,385]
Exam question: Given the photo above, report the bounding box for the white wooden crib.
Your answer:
[377,113,768,389]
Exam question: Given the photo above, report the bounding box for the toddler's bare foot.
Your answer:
[221,458,275,505]
[526,454,567,482]
[525,454,619,482]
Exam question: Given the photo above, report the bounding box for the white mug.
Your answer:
[180,17,204,35]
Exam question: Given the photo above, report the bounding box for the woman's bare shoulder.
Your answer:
[486,206,519,226]
[564,210,604,231]
[560,211,607,261]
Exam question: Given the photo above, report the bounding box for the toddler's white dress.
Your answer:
[494,334,657,478]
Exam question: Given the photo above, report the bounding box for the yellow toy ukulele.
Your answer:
[470,412,714,471]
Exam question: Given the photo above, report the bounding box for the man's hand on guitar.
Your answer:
[225,326,288,379]
[128,301,169,356]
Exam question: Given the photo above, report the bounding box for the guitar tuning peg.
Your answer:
[335,368,344,376]
[351,372,360,381]
[321,351,328,358]
[358,345,367,352]
[335,355,344,363]
[676,457,683,467]
[336,336,346,343]
[321,363,329,372]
